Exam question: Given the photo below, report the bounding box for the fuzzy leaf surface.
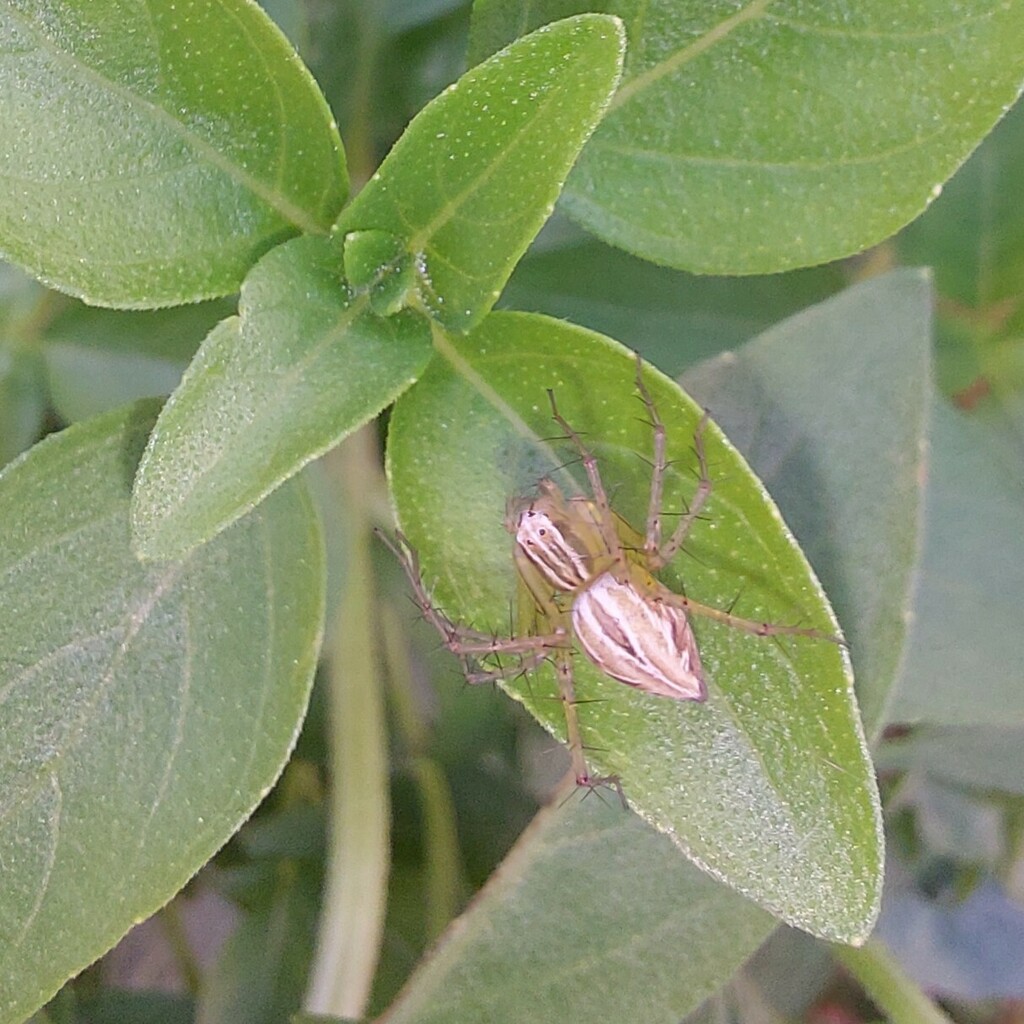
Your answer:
[0,0,347,307]
[379,797,775,1024]
[334,14,624,331]
[0,402,323,1024]
[470,0,1024,274]
[132,235,432,560]
[387,313,882,942]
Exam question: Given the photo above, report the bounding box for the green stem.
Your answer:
[833,938,954,1024]
[305,425,391,1019]
[340,0,384,191]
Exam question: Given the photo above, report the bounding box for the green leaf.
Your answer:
[0,402,324,1024]
[0,0,347,308]
[885,401,1024,726]
[379,796,775,1024]
[343,230,418,316]
[334,14,625,331]
[683,927,833,1023]
[131,234,432,561]
[470,1,1024,275]
[387,313,882,941]
[682,270,933,740]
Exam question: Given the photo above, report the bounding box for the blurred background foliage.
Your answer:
[9,0,1024,1021]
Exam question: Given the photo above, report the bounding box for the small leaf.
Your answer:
[342,229,418,316]
[381,797,775,1024]
[334,14,625,331]
[131,234,432,560]
[471,1,1024,274]
[387,312,882,941]
[682,270,933,740]
[0,0,347,307]
[0,402,324,1024]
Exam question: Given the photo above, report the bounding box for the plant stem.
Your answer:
[833,937,955,1024]
[305,424,391,1018]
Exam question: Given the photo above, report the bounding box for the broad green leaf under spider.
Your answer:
[386,312,882,943]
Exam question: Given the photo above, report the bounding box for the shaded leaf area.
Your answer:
[683,927,833,1023]
[0,402,324,1024]
[387,313,881,941]
[470,0,1024,274]
[896,93,1024,481]
[334,14,625,331]
[899,95,1024,316]
[196,865,319,1024]
[0,264,51,465]
[132,235,432,560]
[886,95,1024,726]
[8,264,232,423]
[378,796,775,1024]
[266,0,472,180]
[53,990,194,1024]
[43,300,233,428]
[0,0,347,307]
[878,726,1024,796]
[886,404,1024,725]
[500,222,847,375]
[683,270,933,740]
[0,346,46,468]
[0,262,235,442]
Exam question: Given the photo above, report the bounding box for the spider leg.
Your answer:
[632,357,714,571]
[376,529,570,685]
[553,647,623,796]
[653,587,844,645]
[553,647,588,786]
[545,388,624,562]
[655,413,712,569]
[633,354,667,562]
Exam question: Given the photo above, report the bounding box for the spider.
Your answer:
[382,355,836,790]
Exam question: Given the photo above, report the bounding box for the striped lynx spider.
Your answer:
[385,357,834,789]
